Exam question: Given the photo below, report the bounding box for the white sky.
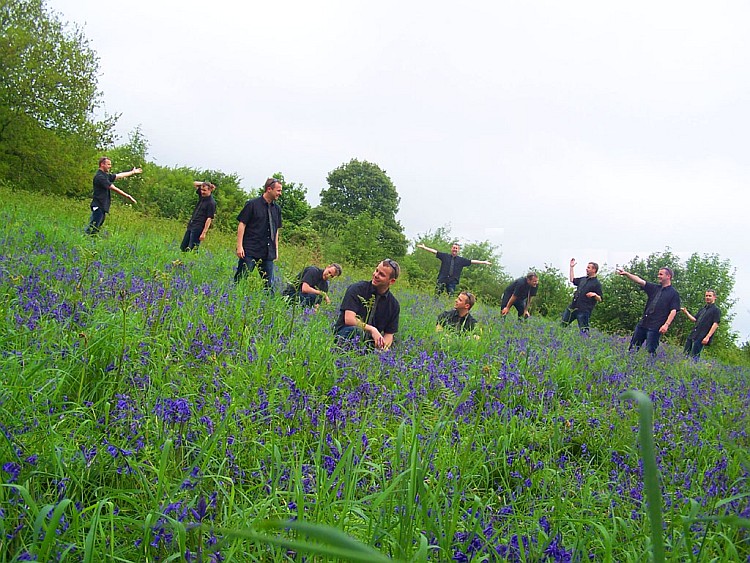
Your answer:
[48,0,750,341]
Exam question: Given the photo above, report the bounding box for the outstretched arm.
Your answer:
[470,259,491,265]
[616,268,646,287]
[114,167,142,180]
[569,258,577,283]
[416,243,437,255]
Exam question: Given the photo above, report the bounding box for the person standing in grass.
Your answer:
[180,181,216,252]
[416,242,491,296]
[501,272,539,318]
[681,289,721,358]
[561,259,603,333]
[334,259,400,350]
[85,157,141,235]
[617,266,681,355]
[436,291,477,332]
[234,177,282,290]
[283,263,342,307]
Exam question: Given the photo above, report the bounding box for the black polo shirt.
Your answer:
[334,281,399,335]
[639,282,680,330]
[437,309,477,332]
[436,252,472,284]
[236,196,282,259]
[187,190,216,230]
[91,170,116,212]
[571,276,603,312]
[689,303,721,342]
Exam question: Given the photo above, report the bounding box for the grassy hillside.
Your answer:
[0,192,748,561]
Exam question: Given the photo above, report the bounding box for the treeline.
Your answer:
[1,0,746,362]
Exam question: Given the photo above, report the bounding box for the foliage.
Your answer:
[318,158,401,226]
[530,264,572,317]
[0,0,114,193]
[595,249,737,354]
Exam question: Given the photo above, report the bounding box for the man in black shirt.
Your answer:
[85,157,141,235]
[283,263,342,307]
[501,273,539,318]
[681,289,721,358]
[436,291,477,332]
[334,259,400,350]
[180,181,216,251]
[416,242,491,296]
[617,266,681,355]
[234,178,283,290]
[561,259,603,333]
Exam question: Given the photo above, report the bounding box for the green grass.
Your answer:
[0,191,748,562]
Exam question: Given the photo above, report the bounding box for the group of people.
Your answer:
[85,162,721,357]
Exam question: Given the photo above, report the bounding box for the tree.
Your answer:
[0,0,114,193]
[0,0,104,139]
[318,159,401,225]
[530,265,572,317]
[595,249,737,351]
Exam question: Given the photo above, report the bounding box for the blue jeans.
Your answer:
[234,257,276,292]
[436,281,458,296]
[629,323,661,354]
[180,229,202,252]
[683,338,704,358]
[561,307,592,333]
[85,207,106,235]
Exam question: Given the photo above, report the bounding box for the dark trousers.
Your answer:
[629,323,661,354]
[234,256,276,292]
[683,337,705,358]
[180,229,202,252]
[85,208,106,235]
[561,307,592,333]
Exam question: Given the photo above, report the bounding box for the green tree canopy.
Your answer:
[315,159,401,228]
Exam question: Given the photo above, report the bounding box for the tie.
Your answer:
[448,257,455,278]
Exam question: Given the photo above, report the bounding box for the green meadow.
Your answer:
[0,193,748,562]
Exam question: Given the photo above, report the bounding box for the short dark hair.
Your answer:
[526,272,538,281]
[705,288,717,296]
[660,267,674,279]
[381,258,400,280]
[98,156,110,166]
[329,263,343,277]
[264,178,280,190]
[588,262,599,273]
[460,291,476,308]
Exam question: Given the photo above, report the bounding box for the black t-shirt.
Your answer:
[284,266,329,297]
[437,309,477,332]
[334,281,399,335]
[236,196,282,259]
[571,276,603,312]
[91,170,116,212]
[436,252,472,284]
[639,282,681,329]
[504,277,538,302]
[689,303,721,342]
[187,190,216,230]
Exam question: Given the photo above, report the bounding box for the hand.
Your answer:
[323,294,331,305]
[523,311,531,318]
[370,327,385,349]
[570,258,577,267]
[616,268,626,276]
[199,233,206,241]
[659,323,670,334]
[501,307,509,316]
[585,292,596,298]
[701,336,710,345]
[132,167,142,174]
[127,194,137,204]
[680,307,687,313]
[236,246,245,259]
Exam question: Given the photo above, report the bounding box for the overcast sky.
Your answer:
[48,0,750,341]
